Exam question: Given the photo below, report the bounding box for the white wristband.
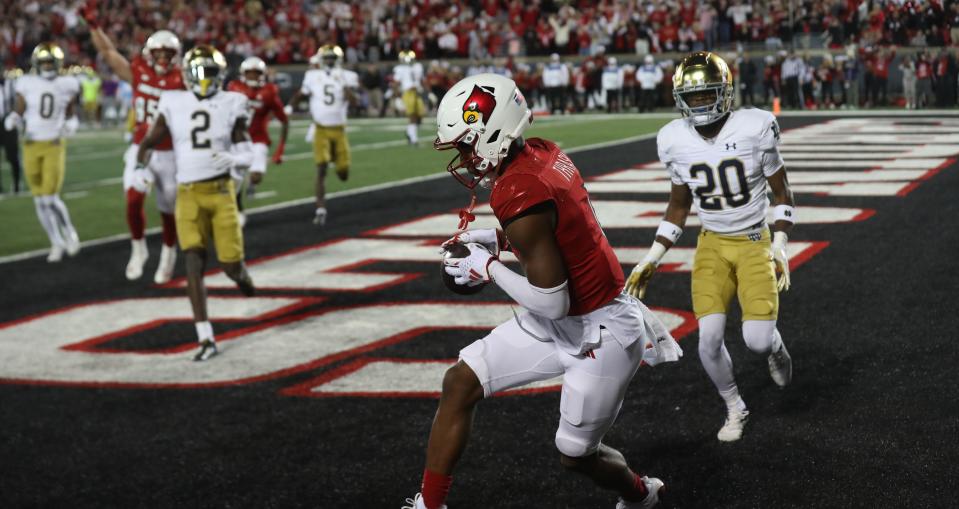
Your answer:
[655,221,683,244]
[773,204,796,224]
[641,240,668,266]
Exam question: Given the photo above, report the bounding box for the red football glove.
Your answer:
[271,141,285,165]
[79,1,99,29]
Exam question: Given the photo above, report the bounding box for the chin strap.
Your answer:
[457,192,477,231]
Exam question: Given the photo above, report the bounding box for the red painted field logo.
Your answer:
[462,85,496,125]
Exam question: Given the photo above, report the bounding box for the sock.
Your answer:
[719,387,747,412]
[195,321,214,343]
[126,188,147,239]
[420,469,452,509]
[160,213,177,246]
[50,195,77,237]
[34,197,64,247]
[620,470,650,503]
[407,123,418,143]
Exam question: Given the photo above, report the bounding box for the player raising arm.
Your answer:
[83,5,183,283]
[136,46,255,362]
[626,51,795,442]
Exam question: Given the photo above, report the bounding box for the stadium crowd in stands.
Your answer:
[1,0,958,119]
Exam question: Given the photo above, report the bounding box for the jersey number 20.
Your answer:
[690,158,750,211]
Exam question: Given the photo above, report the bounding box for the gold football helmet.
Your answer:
[316,45,343,69]
[672,51,733,126]
[182,45,227,98]
[31,43,65,79]
[399,50,416,64]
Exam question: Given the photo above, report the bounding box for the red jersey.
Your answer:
[130,55,183,149]
[226,80,288,145]
[490,138,624,316]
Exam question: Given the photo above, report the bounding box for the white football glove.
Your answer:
[283,104,293,116]
[4,111,23,131]
[131,162,154,193]
[440,228,503,256]
[625,241,667,300]
[211,151,235,174]
[60,116,79,138]
[772,231,790,292]
[443,242,496,287]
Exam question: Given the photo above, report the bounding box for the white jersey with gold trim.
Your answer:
[156,90,249,184]
[301,68,358,127]
[392,62,424,92]
[15,74,80,141]
[657,108,784,234]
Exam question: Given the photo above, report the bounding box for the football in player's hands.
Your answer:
[441,242,486,295]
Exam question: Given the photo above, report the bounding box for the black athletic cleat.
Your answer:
[236,273,255,296]
[193,340,218,361]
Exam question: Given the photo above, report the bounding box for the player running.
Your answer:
[86,8,183,284]
[285,45,357,226]
[136,46,255,362]
[226,56,289,226]
[4,43,81,262]
[394,50,425,145]
[403,74,681,509]
[626,51,795,442]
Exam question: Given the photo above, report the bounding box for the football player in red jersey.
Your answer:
[402,74,682,509]
[227,56,289,226]
[84,7,183,284]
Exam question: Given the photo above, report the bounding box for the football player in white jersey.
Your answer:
[4,43,81,262]
[285,45,357,226]
[626,51,796,442]
[393,50,425,145]
[136,45,256,362]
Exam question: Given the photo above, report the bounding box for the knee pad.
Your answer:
[555,427,594,458]
[697,314,727,358]
[742,320,777,355]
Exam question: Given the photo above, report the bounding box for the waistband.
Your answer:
[178,174,231,191]
[701,222,769,240]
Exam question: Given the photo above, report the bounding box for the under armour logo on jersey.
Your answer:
[726,143,737,150]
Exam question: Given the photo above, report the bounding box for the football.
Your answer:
[441,242,486,295]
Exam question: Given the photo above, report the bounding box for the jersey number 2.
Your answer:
[690,159,750,211]
[191,111,211,149]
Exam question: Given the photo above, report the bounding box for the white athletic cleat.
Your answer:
[768,342,793,387]
[125,238,149,280]
[402,493,446,509]
[313,207,327,226]
[47,244,65,263]
[193,340,218,362]
[616,476,665,509]
[64,228,80,257]
[717,407,749,442]
[153,244,177,284]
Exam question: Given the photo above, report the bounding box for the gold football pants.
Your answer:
[691,228,779,321]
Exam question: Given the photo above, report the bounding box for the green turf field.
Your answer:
[0,114,669,257]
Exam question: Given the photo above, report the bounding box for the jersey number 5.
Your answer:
[690,158,750,211]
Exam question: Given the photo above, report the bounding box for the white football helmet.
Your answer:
[142,30,181,74]
[239,56,267,87]
[434,73,532,189]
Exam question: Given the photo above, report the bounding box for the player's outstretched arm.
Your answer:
[87,23,133,83]
[625,183,693,299]
[767,167,796,291]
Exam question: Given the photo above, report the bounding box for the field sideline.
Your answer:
[0,114,670,258]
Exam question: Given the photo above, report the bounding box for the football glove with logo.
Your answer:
[440,228,506,257]
[625,241,667,300]
[132,162,154,193]
[772,231,790,292]
[3,112,22,131]
[60,116,79,138]
[443,242,497,286]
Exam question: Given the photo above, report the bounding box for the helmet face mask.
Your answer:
[182,46,227,98]
[434,74,532,190]
[32,43,64,79]
[143,31,181,74]
[672,51,733,127]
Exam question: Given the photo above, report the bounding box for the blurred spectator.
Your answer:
[737,51,757,106]
[781,50,804,109]
[542,53,570,114]
[635,54,663,112]
[601,56,625,112]
[915,50,934,109]
[900,55,917,109]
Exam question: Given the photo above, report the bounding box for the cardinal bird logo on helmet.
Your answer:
[462,85,497,125]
